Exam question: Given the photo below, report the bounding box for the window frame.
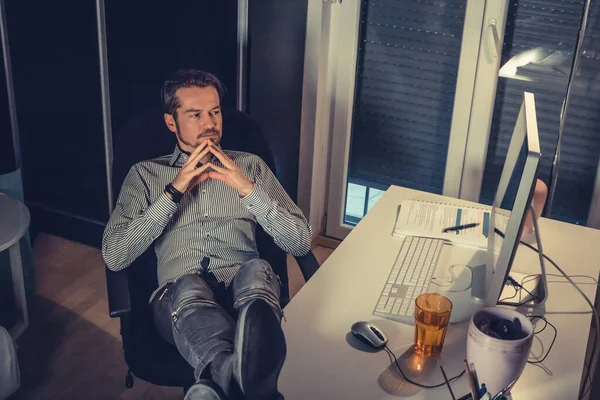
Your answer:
[298,0,600,239]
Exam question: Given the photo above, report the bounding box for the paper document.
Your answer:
[393,199,509,247]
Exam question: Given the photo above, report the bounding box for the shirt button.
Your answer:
[202,189,207,194]
[203,213,208,218]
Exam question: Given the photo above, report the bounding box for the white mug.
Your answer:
[466,307,534,396]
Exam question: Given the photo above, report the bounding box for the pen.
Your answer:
[442,222,480,233]
[464,359,480,400]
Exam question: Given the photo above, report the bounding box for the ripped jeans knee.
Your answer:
[232,259,282,317]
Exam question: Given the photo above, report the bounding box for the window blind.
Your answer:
[348,0,467,194]
[480,0,600,225]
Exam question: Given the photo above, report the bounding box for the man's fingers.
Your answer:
[190,173,210,187]
[191,162,212,175]
[184,139,211,165]
[207,163,228,174]
[185,147,211,170]
[208,145,236,169]
[208,171,228,182]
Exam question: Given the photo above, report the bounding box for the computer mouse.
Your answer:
[351,321,388,349]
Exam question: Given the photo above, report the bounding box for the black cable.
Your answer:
[520,238,596,398]
[498,281,542,307]
[494,227,597,399]
[506,285,543,307]
[383,346,465,389]
[520,285,535,298]
[507,296,539,308]
[530,273,597,398]
[531,316,549,335]
[582,326,597,398]
[499,285,519,303]
[527,316,557,365]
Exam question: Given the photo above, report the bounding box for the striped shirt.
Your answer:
[102,145,313,302]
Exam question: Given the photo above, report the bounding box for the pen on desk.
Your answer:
[442,222,480,233]
[464,359,480,400]
[439,365,457,400]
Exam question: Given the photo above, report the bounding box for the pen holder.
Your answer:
[466,307,533,396]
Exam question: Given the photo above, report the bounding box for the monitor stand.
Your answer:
[498,205,549,307]
[499,271,546,306]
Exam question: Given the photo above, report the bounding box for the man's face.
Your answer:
[164,86,223,153]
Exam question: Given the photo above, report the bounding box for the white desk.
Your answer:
[280,186,600,399]
[0,193,30,339]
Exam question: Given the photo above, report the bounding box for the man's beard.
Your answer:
[196,128,221,144]
[175,128,221,152]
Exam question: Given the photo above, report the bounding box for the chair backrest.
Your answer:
[111,107,290,316]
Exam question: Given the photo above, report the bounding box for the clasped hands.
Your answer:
[171,139,254,197]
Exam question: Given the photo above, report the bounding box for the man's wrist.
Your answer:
[238,183,254,198]
[164,183,183,204]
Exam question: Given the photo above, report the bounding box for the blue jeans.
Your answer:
[152,258,282,383]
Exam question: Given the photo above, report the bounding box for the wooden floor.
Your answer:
[10,233,334,400]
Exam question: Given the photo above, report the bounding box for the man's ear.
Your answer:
[164,113,177,133]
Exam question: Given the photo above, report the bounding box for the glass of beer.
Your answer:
[414,293,452,356]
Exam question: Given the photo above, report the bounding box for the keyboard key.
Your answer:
[383,283,392,296]
[400,303,409,315]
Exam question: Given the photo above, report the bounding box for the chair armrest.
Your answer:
[105,267,131,318]
[294,251,320,282]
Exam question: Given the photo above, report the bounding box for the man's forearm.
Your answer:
[102,193,178,271]
[241,185,313,256]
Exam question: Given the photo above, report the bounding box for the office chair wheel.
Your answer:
[125,369,135,388]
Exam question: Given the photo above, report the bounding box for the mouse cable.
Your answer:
[383,345,465,389]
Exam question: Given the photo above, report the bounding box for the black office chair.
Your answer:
[105,107,320,393]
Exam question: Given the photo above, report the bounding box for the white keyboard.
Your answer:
[373,236,445,323]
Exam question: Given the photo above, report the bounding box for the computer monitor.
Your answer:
[483,92,546,306]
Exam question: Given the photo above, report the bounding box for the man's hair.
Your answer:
[162,69,225,117]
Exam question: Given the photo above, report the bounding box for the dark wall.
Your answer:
[0,32,17,330]
[0,39,16,175]
[248,0,308,202]
[106,0,238,146]
[5,0,108,230]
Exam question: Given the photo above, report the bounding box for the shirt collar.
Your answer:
[169,145,188,167]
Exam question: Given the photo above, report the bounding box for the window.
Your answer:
[341,0,468,227]
[301,0,600,239]
[477,0,600,227]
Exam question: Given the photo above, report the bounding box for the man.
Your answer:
[102,69,313,400]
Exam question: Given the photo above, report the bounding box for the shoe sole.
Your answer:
[235,299,286,399]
